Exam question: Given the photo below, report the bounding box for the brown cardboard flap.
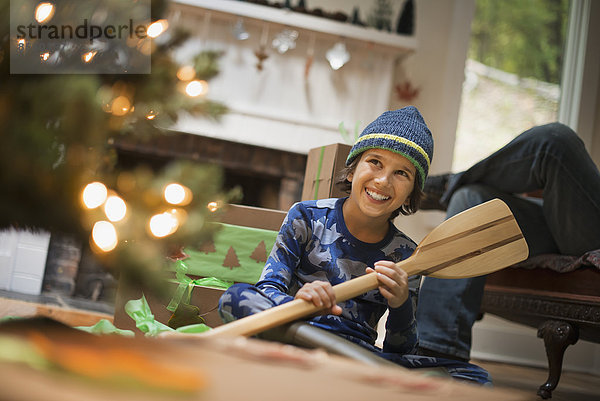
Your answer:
[220,204,286,231]
[301,143,351,201]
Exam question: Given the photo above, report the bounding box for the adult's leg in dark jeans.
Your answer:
[418,123,600,360]
[417,184,559,360]
[442,122,600,255]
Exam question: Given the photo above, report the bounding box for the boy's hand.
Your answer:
[366,260,409,308]
[295,281,343,316]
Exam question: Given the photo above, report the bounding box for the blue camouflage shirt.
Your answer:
[256,197,419,355]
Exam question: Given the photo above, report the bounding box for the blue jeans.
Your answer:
[416,123,600,360]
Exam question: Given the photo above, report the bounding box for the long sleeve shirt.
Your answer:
[255,197,419,355]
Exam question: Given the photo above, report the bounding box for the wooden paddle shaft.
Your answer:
[203,273,380,338]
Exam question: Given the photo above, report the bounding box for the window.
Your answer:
[452,0,570,171]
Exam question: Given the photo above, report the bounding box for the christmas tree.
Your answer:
[396,0,415,35]
[222,246,241,270]
[199,240,217,255]
[368,0,393,31]
[250,240,268,264]
[0,0,238,294]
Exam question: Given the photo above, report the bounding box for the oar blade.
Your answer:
[402,199,529,278]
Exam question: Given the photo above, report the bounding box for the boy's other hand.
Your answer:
[366,260,408,308]
[295,280,343,316]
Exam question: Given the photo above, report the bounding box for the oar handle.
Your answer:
[332,272,380,301]
[203,273,380,338]
[395,257,421,276]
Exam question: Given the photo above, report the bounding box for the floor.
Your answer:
[3,289,599,400]
[475,359,600,401]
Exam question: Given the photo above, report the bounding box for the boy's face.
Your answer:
[347,149,416,220]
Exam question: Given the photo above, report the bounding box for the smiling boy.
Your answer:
[218,108,490,384]
[219,106,432,352]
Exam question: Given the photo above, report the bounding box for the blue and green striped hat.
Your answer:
[345,106,433,189]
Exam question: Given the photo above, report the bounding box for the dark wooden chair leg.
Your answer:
[536,320,579,399]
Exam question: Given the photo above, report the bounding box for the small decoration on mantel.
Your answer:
[232,18,250,41]
[396,0,415,35]
[351,7,366,27]
[247,0,270,5]
[326,42,350,71]
[395,80,420,102]
[272,29,299,54]
[368,0,393,32]
[293,0,307,13]
[244,1,350,23]
[254,46,269,71]
[255,24,270,71]
[304,32,316,78]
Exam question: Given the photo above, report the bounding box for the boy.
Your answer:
[219,106,490,384]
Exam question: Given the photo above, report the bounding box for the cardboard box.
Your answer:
[301,143,351,201]
[112,204,287,333]
[113,281,226,332]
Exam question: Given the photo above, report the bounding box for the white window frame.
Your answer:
[559,0,600,151]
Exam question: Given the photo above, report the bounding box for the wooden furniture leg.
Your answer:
[536,320,579,399]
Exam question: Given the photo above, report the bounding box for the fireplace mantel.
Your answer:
[167,0,417,154]
[172,0,417,55]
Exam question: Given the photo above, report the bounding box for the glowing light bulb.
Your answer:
[326,42,350,71]
[169,208,188,225]
[149,212,179,238]
[82,51,97,63]
[111,96,131,116]
[35,2,55,23]
[104,195,127,222]
[176,65,195,81]
[40,52,50,61]
[207,201,219,212]
[82,182,108,209]
[185,80,208,97]
[92,221,118,252]
[164,183,191,205]
[147,19,168,38]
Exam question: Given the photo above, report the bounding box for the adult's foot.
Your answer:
[420,173,451,211]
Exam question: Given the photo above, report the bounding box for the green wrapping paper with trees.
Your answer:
[180,223,278,284]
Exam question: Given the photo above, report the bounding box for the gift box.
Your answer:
[113,204,287,332]
[301,143,351,201]
[113,278,227,332]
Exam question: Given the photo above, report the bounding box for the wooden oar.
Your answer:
[197,198,529,339]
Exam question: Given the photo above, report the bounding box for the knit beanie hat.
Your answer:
[345,106,434,189]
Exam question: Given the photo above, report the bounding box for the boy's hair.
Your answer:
[334,156,424,219]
